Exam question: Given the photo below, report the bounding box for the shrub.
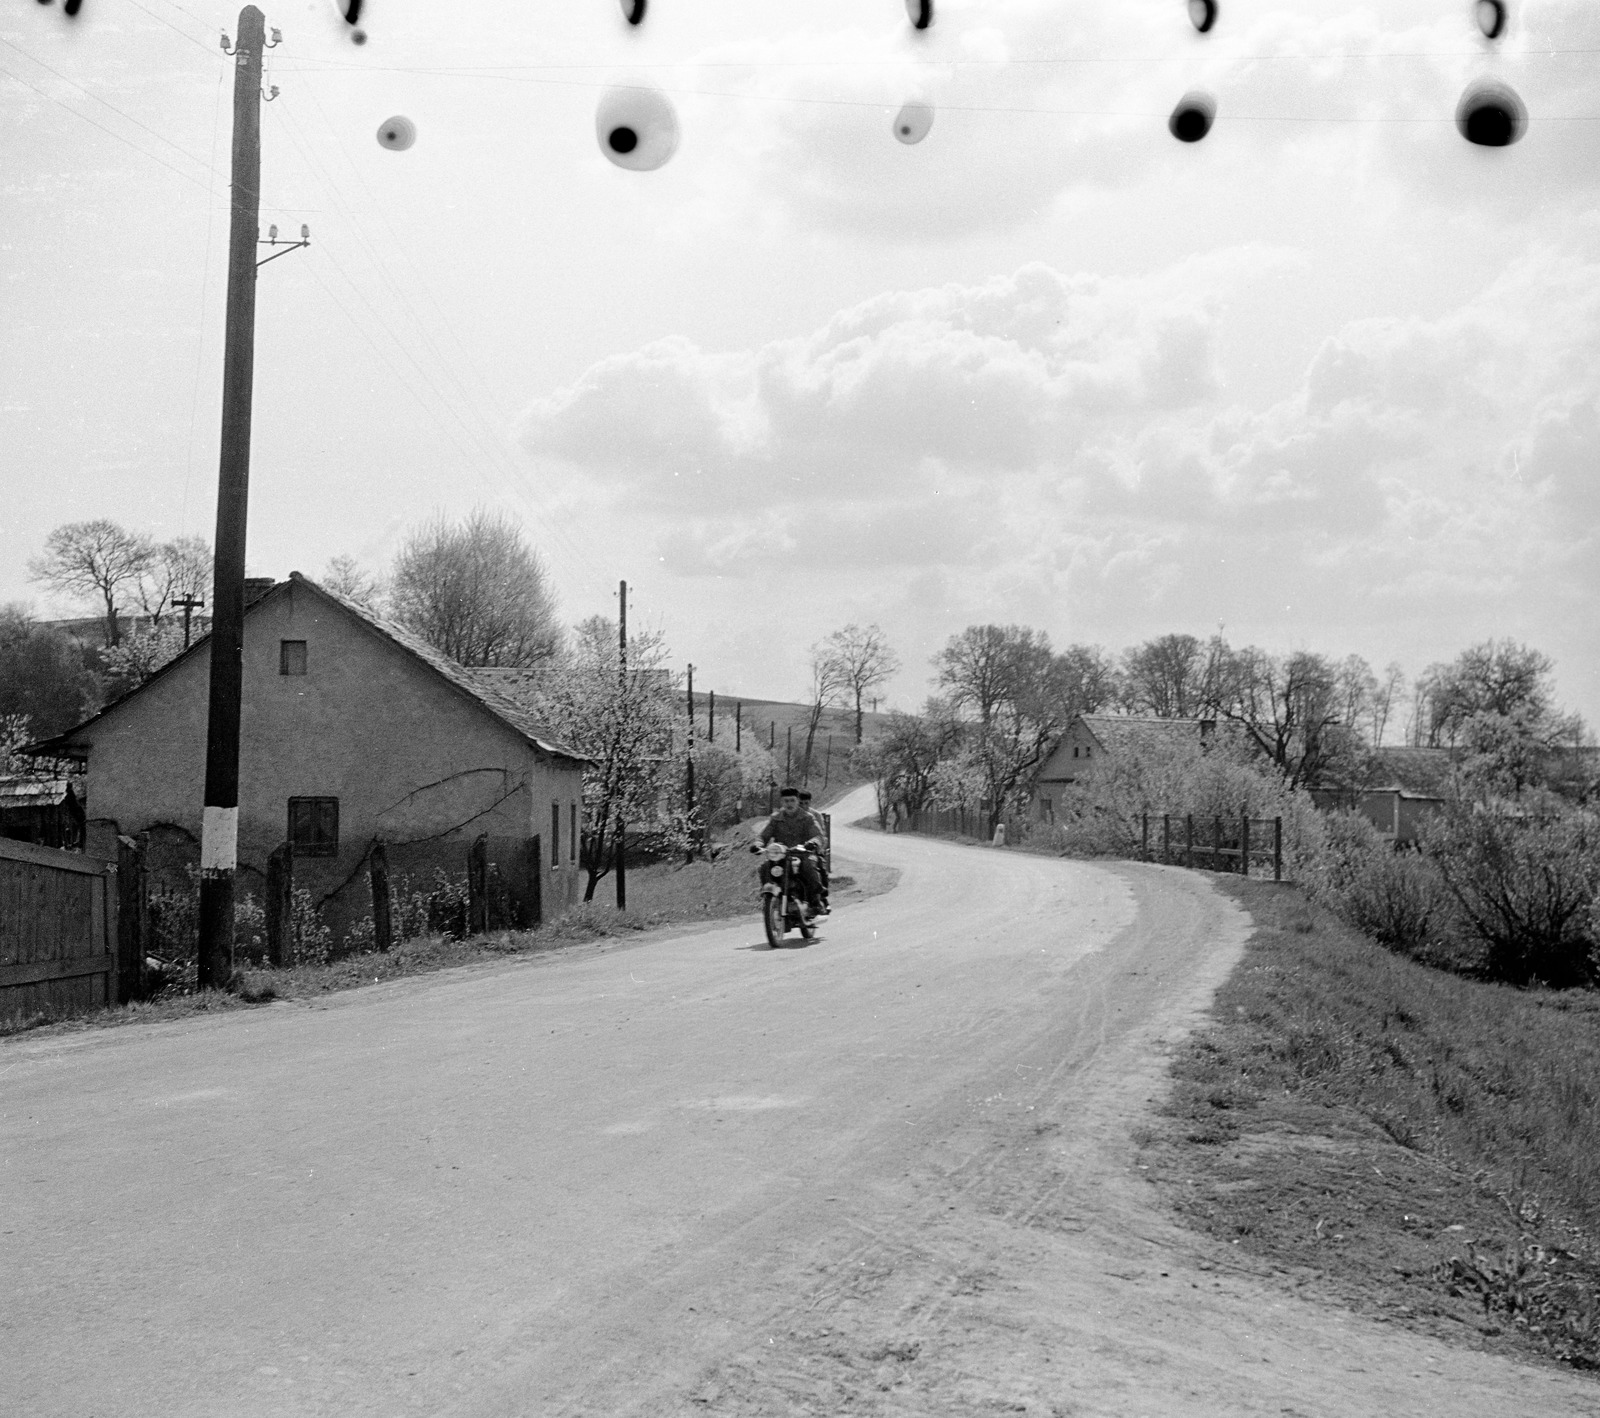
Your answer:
[289,887,334,965]
[1424,808,1600,988]
[1303,811,1450,959]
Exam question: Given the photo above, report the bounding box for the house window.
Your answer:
[551,801,561,868]
[570,802,578,863]
[280,640,308,676]
[288,797,338,856]
[1073,746,1079,759]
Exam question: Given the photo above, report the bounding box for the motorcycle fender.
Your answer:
[761,883,780,896]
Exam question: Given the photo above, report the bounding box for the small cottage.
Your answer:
[1030,715,1221,823]
[29,574,589,941]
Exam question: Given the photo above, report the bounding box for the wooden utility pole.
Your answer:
[707,689,715,743]
[616,579,626,910]
[685,663,696,861]
[173,594,204,649]
[735,701,742,752]
[197,6,266,990]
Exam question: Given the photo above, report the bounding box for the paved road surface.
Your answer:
[4,786,1596,1416]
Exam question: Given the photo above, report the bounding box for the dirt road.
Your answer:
[3,786,1595,1416]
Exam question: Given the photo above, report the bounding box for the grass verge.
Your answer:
[2,841,896,1042]
[1135,875,1600,1373]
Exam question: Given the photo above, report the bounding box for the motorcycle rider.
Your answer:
[759,786,825,919]
[798,789,830,913]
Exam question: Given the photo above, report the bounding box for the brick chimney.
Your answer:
[243,577,276,608]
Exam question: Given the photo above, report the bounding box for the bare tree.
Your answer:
[1119,633,1205,718]
[934,624,1073,831]
[819,623,900,743]
[1369,661,1406,747]
[322,553,386,612]
[28,519,156,646]
[1333,654,1377,734]
[137,535,212,627]
[800,640,850,784]
[389,509,561,667]
[1058,643,1120,716]
[1222,647,1358,789]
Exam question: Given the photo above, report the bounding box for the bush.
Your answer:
[1303,812,1450,959]
[1425,808,1600,988]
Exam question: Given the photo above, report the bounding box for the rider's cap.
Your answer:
[798,791,813,802]
[779,785,800,797]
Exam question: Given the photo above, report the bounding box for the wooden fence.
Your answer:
[1140,813,1283,880]
[0,837,119,1025]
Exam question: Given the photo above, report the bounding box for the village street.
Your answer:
[2,786,1596,1418]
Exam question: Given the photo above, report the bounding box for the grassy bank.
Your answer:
[2,843,895,1041]
[1137,875,1600,1373]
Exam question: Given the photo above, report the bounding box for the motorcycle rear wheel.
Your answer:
[763,894,785,948]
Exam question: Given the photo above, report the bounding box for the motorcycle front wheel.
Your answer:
[763,894,785,948]
[799,910,816,941]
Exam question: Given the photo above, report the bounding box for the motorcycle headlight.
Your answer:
[763,842,787,861]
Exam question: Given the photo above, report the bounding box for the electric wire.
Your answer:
[0,56,230,200]
[180,60,229,540]
[288,66,612,600]
[0,34,225,177]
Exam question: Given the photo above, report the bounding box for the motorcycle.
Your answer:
[752,839,820,947]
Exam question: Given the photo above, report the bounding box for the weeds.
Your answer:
[1147,878,1600,1373]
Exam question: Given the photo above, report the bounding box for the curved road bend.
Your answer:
[2,785,1594,1416]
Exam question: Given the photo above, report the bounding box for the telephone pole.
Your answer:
[684,664,696,862]
[197,6,267,990]
[172,594,205,649]
[616,579,627,910]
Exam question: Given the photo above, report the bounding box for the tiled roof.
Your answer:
[0,778,75,807]
[1080,715,1213,754]
[25,576,590,767]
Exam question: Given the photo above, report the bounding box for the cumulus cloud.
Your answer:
[520,234,1598,711]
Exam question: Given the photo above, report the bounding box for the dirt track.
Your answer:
[3,784,1596,1416]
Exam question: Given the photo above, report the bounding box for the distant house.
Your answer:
[0,778,86,851]
[1309,745,1456,847]
[1030,715,1224,822]
[27,574,589,940]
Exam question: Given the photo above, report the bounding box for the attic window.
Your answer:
[1073,747,1079,759]
[288,797,338,856]
[280,640,307,676]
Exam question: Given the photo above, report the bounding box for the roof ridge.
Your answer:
[288,573,588,764]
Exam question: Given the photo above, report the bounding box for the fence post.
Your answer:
[116,835,148,1003]
[1141,813,1149,861]
[1163,814,1170,864]
[1241,815,1250,878]
[1212,816,1221,872]
[1274,817,1283,882]
[1185,814,1193,868]
[467,834,489,936]
[370,841,392,952]
[266,842,292,967]
[525,835,544,927]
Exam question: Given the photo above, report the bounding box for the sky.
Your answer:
[2,0,1597,729]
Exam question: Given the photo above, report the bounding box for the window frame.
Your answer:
[279,639,308,676]
[287,796,339,857]
[551,801,561,868]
